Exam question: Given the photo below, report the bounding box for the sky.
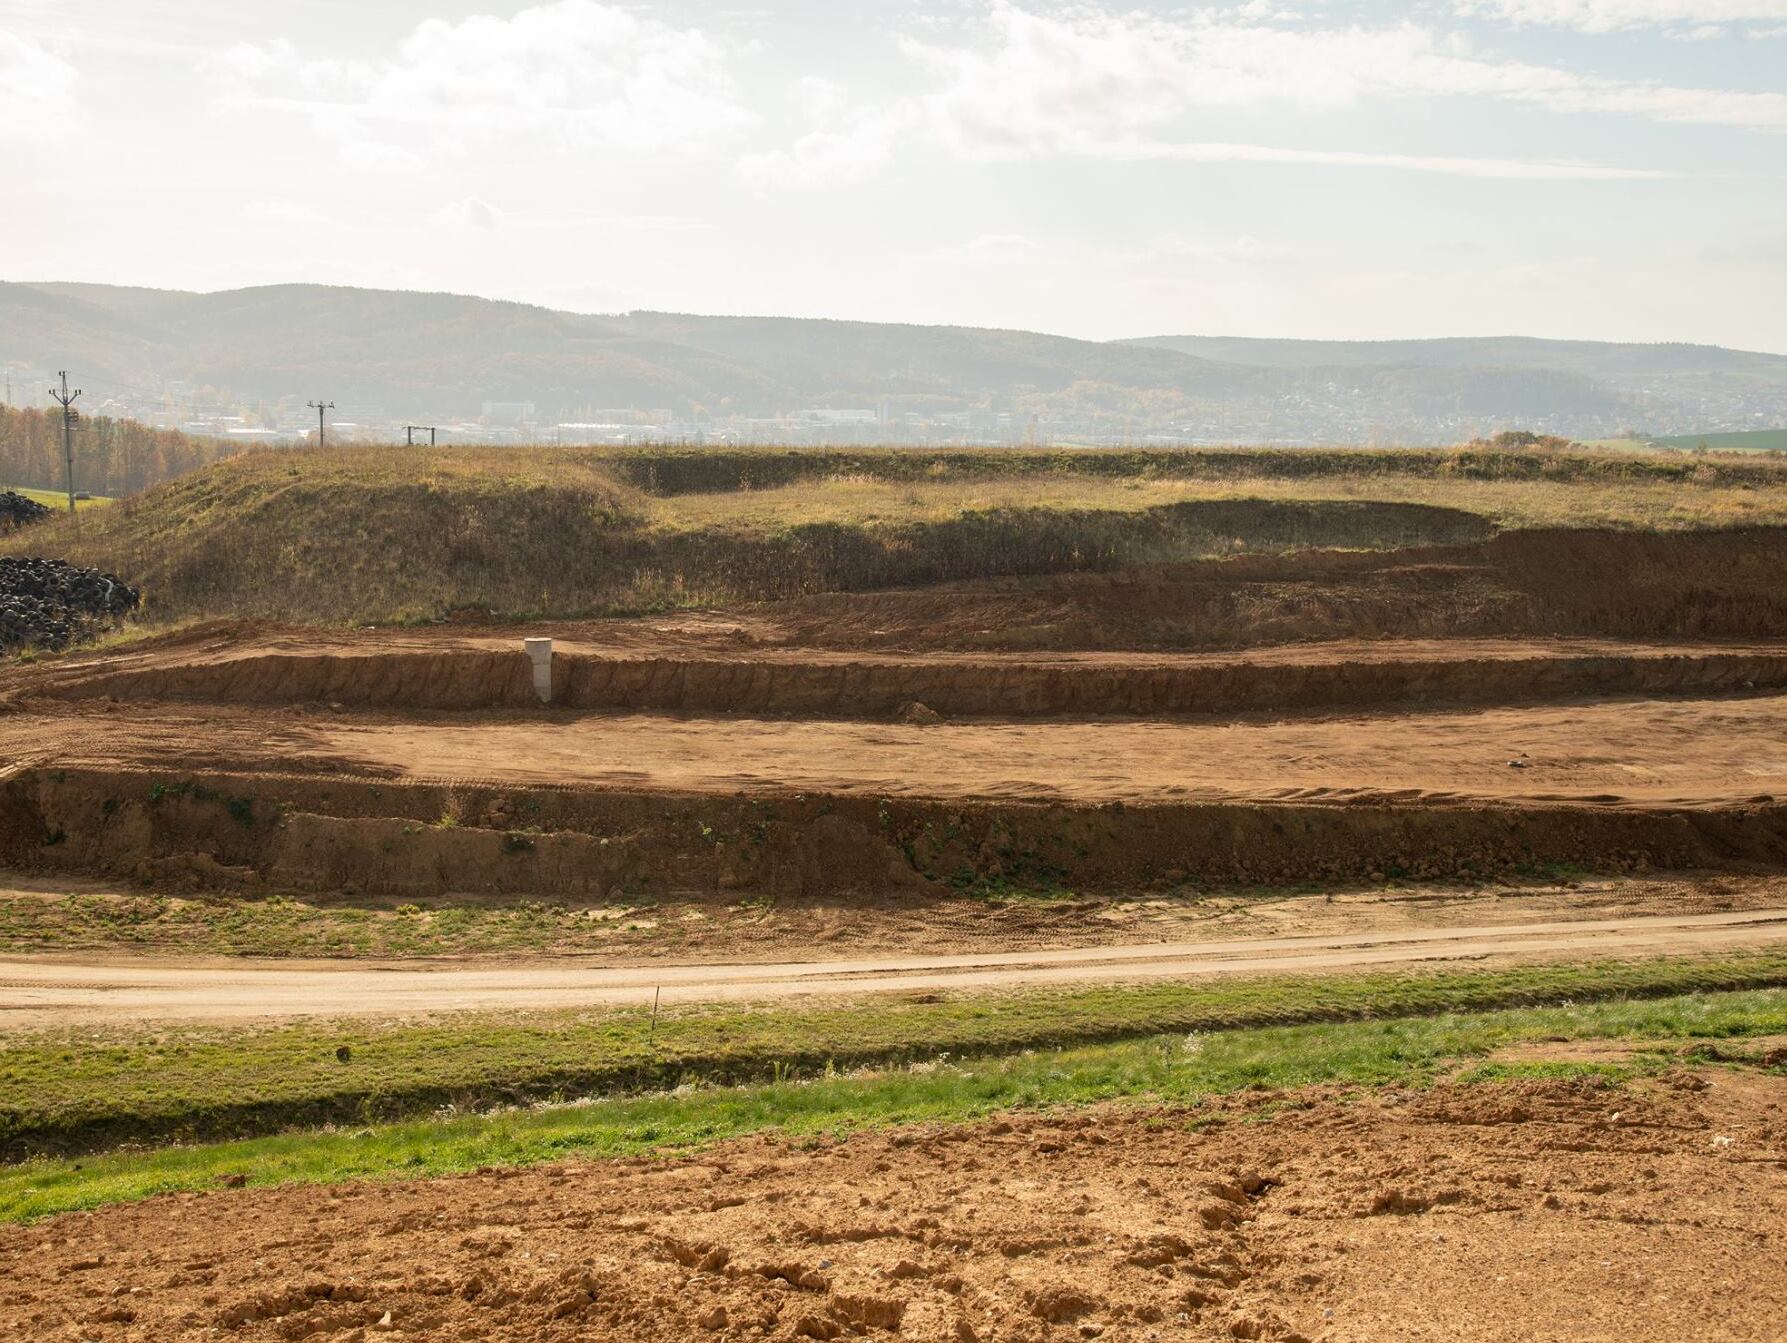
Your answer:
[1,0,1784,349]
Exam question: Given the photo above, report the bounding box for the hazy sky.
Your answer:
[2,0,1784,347]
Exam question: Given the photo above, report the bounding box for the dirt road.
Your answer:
[3,908,1783,1027]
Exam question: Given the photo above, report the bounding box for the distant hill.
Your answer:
[1122,334,1787,379]
[2,282,1783,443]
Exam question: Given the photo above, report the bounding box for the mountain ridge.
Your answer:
[3,281,1783,442]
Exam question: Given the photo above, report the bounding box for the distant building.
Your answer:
[481,401,536,425]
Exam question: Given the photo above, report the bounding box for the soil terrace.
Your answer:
[7,690,1787,806]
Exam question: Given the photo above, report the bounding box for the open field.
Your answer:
[5,485,111,512]
[2,991,1785,1340]
[7,442,1787,1339]
[1586,430,1787,454]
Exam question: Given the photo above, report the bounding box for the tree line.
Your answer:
[0,405,242,498]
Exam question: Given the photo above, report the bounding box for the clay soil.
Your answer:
[11,620,1787,904]
[4,1065,1782,1342]
[7,690,1787,807]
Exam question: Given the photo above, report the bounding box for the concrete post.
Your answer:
[523,637,553,704]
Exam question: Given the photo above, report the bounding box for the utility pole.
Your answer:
[405,425,437,446]
[48,371,82,514]
[307,399,335,448]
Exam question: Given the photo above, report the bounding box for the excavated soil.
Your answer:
[7,680,1787,896]
[13,625,1787,719]
[7,541,1787,902]
[3,1068,1783,1342]
[761,525,1787,652]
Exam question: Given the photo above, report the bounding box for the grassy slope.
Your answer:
[6,951,1786,1160]
[5,985,1784,1223]
[7,444,1787,624]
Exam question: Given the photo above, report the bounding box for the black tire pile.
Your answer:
[0,491,52,532]
[1,557,141,653]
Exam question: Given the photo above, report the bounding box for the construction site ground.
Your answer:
[2,1059,1782,1342]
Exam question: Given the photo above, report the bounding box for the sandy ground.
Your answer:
[9,691,1787,806]
[2,908,1785,1028]
[3,1065,1782,1342]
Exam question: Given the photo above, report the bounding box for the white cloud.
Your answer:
[1119,234,1296,268]
[915,233,1054,266]
[435,197,501,231]
[901,2,1787,164]
[0,29,77,141]
[740,2,1716,185]
[240,200,334,228]
[1458,0,1787,33]
[204,1,753,163]
[736,102,916,187]
[1110,141,1671,179]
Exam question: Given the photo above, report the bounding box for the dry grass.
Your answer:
[648,471,1787,534]
[7,443,1787,627]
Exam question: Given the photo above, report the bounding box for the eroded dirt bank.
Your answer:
[6,761,1787,900]
[3,1069,1782,1342]
[15,627,1787,719]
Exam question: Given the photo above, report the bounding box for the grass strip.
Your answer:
[4,986,1784,1224]
[5,949,1787,1161]
[0,889,666,959]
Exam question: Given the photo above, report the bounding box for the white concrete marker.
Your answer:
[523,637,553,704]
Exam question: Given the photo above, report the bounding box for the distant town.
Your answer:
[8,367,1783,450]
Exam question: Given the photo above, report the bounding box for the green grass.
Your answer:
[4,985,1783,1224]
[7,485,112,511]
[6,949,1787,1162]
[1645,430,1787,453]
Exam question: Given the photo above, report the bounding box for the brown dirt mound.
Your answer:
[766,526,1787,652]
[3,1071,1782,1341]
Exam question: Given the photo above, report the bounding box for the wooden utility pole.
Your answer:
[308,399,335,447]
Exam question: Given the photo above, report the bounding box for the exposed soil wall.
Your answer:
[771,525,1787,651]
[7,766,1786,900]
[30,644,1787,719]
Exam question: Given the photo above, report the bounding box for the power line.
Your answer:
[307,399,335,448]
[48,371,82,515]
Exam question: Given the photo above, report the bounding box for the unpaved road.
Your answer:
[3,908,1784,1026]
